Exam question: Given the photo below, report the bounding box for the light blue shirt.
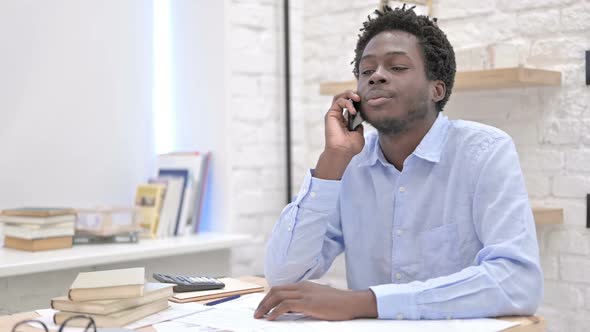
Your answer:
[264,113,543,320]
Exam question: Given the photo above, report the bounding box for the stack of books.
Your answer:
[51,267,172,327]
[0,207,76,251]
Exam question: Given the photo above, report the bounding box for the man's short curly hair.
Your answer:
[352,4,456,112]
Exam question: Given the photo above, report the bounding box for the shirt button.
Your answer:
[399,186,406,193]
[395,273,402,280]
[396,313,404,320]
[396,229,403,236]
[309,191,317,198]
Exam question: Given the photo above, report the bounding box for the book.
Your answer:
[73,231,139,245]
[54,298,169,327]
[158,152,209,235]
[135,184,166,239]
[3,224,75,240]
[1,207,76,217]
[51,282,173,315]
[156,169,189,236]
[192,152,211,233]
[170,277,264,303]
[5,221,75,229]
[4,236,72,251]
[0,214,76,225]
[149,176,185,238]
[68,267,145,302]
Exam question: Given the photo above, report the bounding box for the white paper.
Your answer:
[177,307,322,332]
[37,299,521,332]
[212,293,265,311]
[125,302,211,329]
[175,293,519,332]
[313,318,519,332]
[153,320,230,332]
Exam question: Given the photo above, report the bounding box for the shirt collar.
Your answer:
[358,112,450,167]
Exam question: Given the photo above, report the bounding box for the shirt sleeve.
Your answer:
[370,137,543,320]
[264,169,345,286]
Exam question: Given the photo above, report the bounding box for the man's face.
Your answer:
[357,30,432,135]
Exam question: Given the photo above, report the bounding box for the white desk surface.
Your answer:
[0,232,252,278]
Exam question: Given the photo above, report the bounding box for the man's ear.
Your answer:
[431,80,446,103]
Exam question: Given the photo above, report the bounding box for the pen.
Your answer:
[205,294,241,306]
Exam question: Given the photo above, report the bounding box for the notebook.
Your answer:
[52,283,173,315]
[68,267,145,301]
[170,278,264,303]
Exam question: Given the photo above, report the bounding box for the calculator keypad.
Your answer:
[152,273,225,292]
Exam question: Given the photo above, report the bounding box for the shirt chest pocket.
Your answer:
[414,223,462,281]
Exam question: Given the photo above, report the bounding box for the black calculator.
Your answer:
[152,273,225,292]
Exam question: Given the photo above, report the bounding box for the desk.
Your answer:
[0,233,252,314]
[0,277,545,332]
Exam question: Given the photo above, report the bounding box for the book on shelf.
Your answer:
[73,231,139,245]
[54,298,169,328]
[3,222,75,240]
[134,184,166,239]
[156,169,189,236]
[1,207,76,217]
[68,267,145,302]
[0,214,76,225]
[4,236,73,251]
[157,151,211,236]
[0,207,76,225]
[192,152,211,233]
[170,277,264,303]
[148,176,185,238]
[51,282,173,315]
[1,207,77,251]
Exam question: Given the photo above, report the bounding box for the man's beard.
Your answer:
[360,87,430,135]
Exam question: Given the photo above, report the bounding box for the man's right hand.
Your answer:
[314,91,365,180]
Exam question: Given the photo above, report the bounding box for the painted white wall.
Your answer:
[169,0,231,232]
[0,0,233,233]
[0,0,155,209]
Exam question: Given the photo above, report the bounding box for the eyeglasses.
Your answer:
[12,314,97,332]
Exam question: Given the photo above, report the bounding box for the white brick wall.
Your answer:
[227,0,302,277]
[231,1,590,331]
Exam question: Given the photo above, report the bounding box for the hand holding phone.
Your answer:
[315,91,365,180]
[344,100,364,131]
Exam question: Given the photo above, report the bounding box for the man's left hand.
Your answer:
[253,281,378,321]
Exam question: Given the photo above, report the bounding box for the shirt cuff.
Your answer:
[296,169,341,212]
[370,283,421,320]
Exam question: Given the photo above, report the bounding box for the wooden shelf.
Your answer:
[0,233,252,278]
[455,67,562,90]
[319,67,561,95]
[532,207,563,226]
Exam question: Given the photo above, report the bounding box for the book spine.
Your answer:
[193,152,211,233]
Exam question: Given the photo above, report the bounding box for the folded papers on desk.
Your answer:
[170,278,264,303]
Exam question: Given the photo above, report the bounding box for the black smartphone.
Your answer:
[346,100,364,131]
